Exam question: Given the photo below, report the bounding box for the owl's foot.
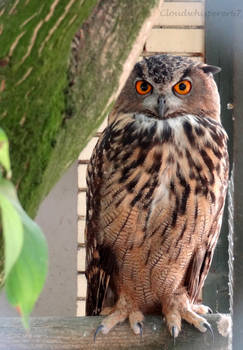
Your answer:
[94,297,144,340]
[94,309,128,339]
[162,292,212,338]
[192,303,213,315]
[129,311,144,336]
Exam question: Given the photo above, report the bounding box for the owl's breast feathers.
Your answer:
[85,112,228,315]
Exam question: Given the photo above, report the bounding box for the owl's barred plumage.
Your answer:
[85,55,228,338]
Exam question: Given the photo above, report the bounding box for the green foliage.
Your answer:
[0,129,11,178]
[0,128,48,327]
[0,181,23,279]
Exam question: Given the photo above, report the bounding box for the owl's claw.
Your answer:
[203,322,214,342]
[192,304,213,315]
[129,310,144,335]
[163,292,216,339]
[171,325,179,345]
[171,325,179,338]
[136,322,143,339]
[94,325,104,342]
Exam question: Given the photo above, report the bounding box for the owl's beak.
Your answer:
[157,96,166,119]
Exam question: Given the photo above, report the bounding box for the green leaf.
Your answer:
[0,179,48,327]
[5,215,48,327]
[0,179,23,279]
[0,129,11,178]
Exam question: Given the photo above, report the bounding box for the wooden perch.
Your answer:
[0,314,230,350]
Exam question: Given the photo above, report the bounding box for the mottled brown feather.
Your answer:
[85,112,228,315]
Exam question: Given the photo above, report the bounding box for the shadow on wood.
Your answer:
[0,315,230,350]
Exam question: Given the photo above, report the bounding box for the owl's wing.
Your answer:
[85,127,117,316]
[184,121,229,305]
[184,192,227,304]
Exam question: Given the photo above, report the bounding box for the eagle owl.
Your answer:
[85,54,228,339]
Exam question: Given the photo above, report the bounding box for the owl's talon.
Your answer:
[203,322,214,341]
[192,304,213,315]
[136,322,143,339]
[171,325,179,345]
[129,310,144,335]
[171,325,179,339]
[94,325,104,342]
[208,307,213,314]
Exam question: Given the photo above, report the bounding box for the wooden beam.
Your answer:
[0,315,230,350]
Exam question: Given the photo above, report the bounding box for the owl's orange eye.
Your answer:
[135,80,152,95]
[173,80,192,95]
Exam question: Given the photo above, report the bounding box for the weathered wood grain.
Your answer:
[0,315,230,350]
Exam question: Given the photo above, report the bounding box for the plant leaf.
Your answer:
[0,179,48,327]
[5,217,48,327]
[0,179,23,279]
[0,129,11,177]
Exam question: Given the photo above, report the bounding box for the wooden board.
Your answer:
[146,28,204,53]
[77,274,87,299]
[0,315,230,350]
[77,248,86,272]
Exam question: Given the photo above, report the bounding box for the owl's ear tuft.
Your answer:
[201,65,221,75]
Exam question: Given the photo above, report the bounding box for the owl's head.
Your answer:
[113,54,221,122]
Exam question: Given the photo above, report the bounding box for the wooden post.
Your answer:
[0,315,230,350]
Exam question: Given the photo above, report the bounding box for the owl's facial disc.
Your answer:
[142,77,193,119]
[142,87,184,119]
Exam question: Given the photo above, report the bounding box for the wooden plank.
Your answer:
[77,247,86,272]
[157,2,204,26]
[77,301,86,317]
[146,28,204,52]
[78,137,98,161]
[77,274,87,298]
[78,219,85,244]
[78,164,87,189]
[77,192,86,216]
[142,52,204,61]
[0,315,230,350]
